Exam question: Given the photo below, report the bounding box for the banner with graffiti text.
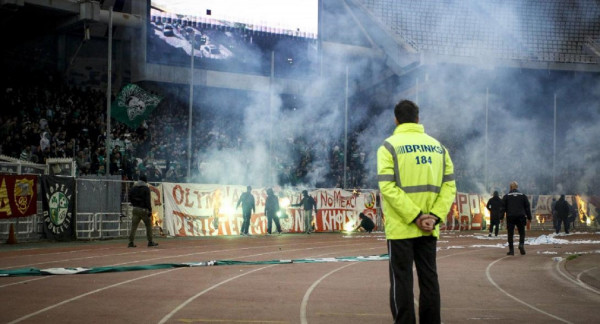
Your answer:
[437,192,598,231]
[287,189,378,233]
[0,175,37,219]
[161,183,378,236]
[163,183,251,236]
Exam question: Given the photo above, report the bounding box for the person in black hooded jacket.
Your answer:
[486,191,504,237]
[236,186,255,236]
[554,195,571,234]
[264,188,282,235]
[292,190,318,234]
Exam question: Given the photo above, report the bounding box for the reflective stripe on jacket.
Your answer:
[377,123,456,239]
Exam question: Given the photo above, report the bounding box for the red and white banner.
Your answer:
[440,193,598,231]
[161,183,378,236]
[160,182,598,235]
[291,189,378,233]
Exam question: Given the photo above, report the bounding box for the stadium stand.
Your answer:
[0,71,369,188]
[359,0,600,64]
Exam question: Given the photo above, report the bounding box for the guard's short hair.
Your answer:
[394,100,419,124]
[509,181,518,190]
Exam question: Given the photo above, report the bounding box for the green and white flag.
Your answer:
[111,84,162,129]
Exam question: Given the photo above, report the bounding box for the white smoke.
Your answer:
[159,1,600,196]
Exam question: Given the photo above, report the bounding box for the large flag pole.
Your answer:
[187,30,195,180]
[485,87,489,192]
[269,50,275,186]
[105,6,113,178]
[553,92,557,191]
[343,65,348,189]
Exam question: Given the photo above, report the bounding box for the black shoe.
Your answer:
[148,241,159,247]
[128,242,136,248]
[518,245,526,255]
[507,250,514,255]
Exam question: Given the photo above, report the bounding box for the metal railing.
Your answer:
[76,212,131,240]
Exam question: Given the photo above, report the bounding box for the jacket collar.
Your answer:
[393,123,424,135]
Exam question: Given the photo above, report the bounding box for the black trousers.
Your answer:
[556,216,570,234]
[388,236,440,324]
[241,209,252,234]
[506,215,526,247]
[266,212,281,234]
[488,217,500,236]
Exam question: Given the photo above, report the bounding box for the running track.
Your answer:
[1,230,599,323]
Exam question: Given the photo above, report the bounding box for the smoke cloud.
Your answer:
[155,1,600,196]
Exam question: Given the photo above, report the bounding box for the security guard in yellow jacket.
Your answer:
[377,100,456,324]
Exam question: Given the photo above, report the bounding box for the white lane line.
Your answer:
[413,248,489,318]
[161,246,384,324]
[485,257,573,324]
[1,251,141,270]
[0,246,253,288]
[7,267,182,324]
[300,262,357,324]
[0,276,48,288]
[158,265,277,324]
[5,242,383,323]
[1,238,358,270]
[107,241,373,267]
[555,260,600,295]
[0,247,114,261]
[0,240,368,288]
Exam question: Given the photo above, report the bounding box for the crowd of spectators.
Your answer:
[0,71,369,189]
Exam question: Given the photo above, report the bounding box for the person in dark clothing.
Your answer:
[486,191,504,237]
[128,174,158,247]
[554,195,571,234]
[291,190,318,234]
[264,188,282,235]
[502,181,531,255]
[236,186,255,236]
[354,212,375,233]
[569,200,579,230]
[551,197,558,233]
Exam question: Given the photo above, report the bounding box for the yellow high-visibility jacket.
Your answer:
[377,123,456,239]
